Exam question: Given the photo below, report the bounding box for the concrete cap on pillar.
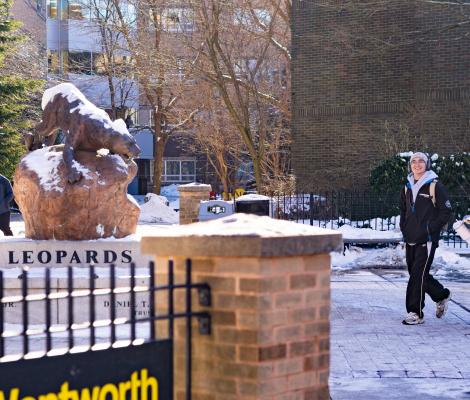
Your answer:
[177,182,212,192]
[141,213,342,257]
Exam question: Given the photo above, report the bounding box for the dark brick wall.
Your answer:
[292,0,470,190]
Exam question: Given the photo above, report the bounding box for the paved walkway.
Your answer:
[331,269,470,400]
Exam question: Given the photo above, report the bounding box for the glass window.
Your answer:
[68,51,92,74]
[47,0,57,18]
[234,8,271,30]
[67,0,90,19]
[181,160,195,177]
[61,50,69,74]
[47,50,59,74]
[160,8,194,32]
[92,52,107,75]
[166,160,180,176]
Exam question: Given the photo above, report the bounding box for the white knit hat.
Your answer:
[410,152,428,164]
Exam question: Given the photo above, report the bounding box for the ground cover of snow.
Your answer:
[236,194,271,202]
[331,243,470,280]
[337,224,402,240]
[161,184,180,210]
[138,193,178,224]
[142,213,339,238]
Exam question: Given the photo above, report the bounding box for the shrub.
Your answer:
[370,152,470,220]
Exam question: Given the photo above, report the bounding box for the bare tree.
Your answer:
[187,0,291,192]
[111,0,199,194]
[184,81,245,198]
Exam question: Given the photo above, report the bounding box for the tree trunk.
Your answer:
[152,136,166,195]
[252,153,263,193]
[222,177,230,200]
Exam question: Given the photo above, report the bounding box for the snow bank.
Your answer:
[338,224,402,240]
[138,193,179,224]
[331,243,470,279]
[331,246,406,270]
[161,184,180,210]
[146,213,339,238]
[236,194,270,202]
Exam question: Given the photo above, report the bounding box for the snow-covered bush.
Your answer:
[370,152,470,195]
[369,152,470,221]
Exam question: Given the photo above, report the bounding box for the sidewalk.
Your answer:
[331,269,470,400]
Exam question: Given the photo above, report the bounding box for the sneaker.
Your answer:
[402,312,424,325]
[436,291,452,319]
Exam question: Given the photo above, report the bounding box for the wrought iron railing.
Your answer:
[268,191,470,248]
[0,260,211,400]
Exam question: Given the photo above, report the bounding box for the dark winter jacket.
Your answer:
[0,175,13,214]
[399,172,452,244]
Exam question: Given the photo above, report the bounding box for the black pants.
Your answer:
[406,242,449,318]
[0,212,13,236]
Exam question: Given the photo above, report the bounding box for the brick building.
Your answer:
[292,1,470,190]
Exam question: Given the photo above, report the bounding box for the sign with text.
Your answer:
[0,238,152,268]
[0,341,172,400]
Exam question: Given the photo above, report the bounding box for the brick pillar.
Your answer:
[178,183,212,225]
[141,214,342,400]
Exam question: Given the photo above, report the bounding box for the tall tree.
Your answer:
[112,0,199,194]
[0,0,42,179]
[187,0,291,192]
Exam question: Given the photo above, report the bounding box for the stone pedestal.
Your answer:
[178,183,212,225]
[141,214,342,400]
[13,146,140,240]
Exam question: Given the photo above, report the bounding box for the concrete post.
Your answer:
[141,214,342,400]
[177,183,212,225]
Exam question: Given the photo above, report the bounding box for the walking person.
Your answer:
[0,174,14,236]
[399,152,452,325]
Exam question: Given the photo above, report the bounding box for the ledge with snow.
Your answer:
[141,213,343,258]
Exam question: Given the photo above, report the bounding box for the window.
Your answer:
[67,0,89,19]
[68,51,92,74]
[152,8,194,32]
[181,160,195,181]
[234,58,257,78]
[47,50,60,74]
[176,57,185,80]
[47,0,57,18]
[234,8,271,30]
[47,50,69,75]
[163,159,196,183]
[36,0,44,13]
[92,52,107,75]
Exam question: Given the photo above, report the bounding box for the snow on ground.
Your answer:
[161,184,180,210]
[331,242,470,280]
[236,194,271,201]
[138,193,178,224]
[337,224,402,240]
[331,246,406,270]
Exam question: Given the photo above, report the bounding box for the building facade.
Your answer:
[11,0,209,193]
[292,1,470,190]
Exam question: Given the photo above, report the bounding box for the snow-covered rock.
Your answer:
[14,145,140,240]
[138,193,179,224]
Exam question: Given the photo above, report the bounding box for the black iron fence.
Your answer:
[268,191,470,248]
[0,261,211,400]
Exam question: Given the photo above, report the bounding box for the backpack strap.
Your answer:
[429,179,437,207]
[404,180,437,206]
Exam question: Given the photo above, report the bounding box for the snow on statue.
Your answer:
[25,82,141,183]
[14,83,141,240]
